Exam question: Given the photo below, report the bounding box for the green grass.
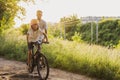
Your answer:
[0,29,27,61]
[0,33,120,80]
[42,39,120,80]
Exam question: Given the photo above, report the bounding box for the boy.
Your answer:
[26,19,48,68]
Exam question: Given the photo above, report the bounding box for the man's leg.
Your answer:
[27,42,33,67]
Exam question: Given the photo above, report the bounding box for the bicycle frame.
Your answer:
[28,41,49,80]
[31,43,41,66]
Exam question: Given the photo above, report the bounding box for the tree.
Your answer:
[77,22,96,44]
[98,19,120,46]
[78,18,120,47]
[0,0,33,33]
[60,15,81,40]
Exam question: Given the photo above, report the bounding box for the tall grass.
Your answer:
[0,29,27,61]
[0,30,120,80]
[42,39,120,80]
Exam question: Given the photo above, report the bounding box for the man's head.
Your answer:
[30,19,39,31]
[36,10,42,20]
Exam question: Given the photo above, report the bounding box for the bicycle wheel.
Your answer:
[37,53,49,80]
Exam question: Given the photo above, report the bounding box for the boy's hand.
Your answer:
[42,40,49,44]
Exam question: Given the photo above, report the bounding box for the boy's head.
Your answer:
[30,19,39,31]
[36,10,42,20]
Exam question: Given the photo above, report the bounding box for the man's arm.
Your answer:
[43,32,48,42]
[45,29,47,34]
[44,21,47,34]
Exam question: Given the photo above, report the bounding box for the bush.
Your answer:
[72,32,83,43]
[98,19,120,46]
[0,29,27,61]
[78,19,120,46]
[77,22,96,44]
[19,24,29,35]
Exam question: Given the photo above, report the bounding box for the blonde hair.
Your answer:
[30,19,38,25]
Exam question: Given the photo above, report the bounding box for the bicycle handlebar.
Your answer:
[42,41,49,44]
[29,41,49,46]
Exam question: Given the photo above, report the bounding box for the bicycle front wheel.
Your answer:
[37,53,49,80]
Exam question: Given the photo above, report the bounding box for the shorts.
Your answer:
[28,42,40,50]
[28,42,34,50]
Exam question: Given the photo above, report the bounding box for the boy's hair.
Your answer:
[30,19,38,25]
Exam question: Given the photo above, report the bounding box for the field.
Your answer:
[0,33,120,80]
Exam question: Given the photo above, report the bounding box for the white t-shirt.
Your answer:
[27,28,44,42]
[38,19,47,33]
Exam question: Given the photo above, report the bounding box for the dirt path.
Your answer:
[0,58,100,80]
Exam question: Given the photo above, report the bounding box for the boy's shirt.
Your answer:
[27,28,44,42]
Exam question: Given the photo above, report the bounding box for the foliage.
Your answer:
[72,32,83,43]
[1,31,120,80]
[0,0,22,32]
[60,15,81,40]
[115,40,120,49]
[77,22,96,44]
[78,19,120,46]
[98,19,120,46]
[42,39,120,80]
[0,0,33,33]
[19,23,29,35]
[0,28,27,61]
[47,22,62,38]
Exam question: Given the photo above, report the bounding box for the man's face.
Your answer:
[37,12,42,20]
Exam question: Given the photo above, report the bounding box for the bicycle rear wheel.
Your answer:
[37,53,49,80]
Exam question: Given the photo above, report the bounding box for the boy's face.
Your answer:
[31,24,38,31]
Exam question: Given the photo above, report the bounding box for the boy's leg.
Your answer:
[28,50,32,66]
[27,42,33,67]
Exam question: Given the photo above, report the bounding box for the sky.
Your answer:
[14,0,120,27]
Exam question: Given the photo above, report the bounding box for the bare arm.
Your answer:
[43,32,48,42]
[45,29,47,34]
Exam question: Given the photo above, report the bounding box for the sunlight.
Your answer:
[14,0,120,27]
[14,0,82,27]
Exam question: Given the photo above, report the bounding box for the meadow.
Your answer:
[0,30,120,80]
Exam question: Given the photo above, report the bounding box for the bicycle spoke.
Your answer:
[37,54,49,80]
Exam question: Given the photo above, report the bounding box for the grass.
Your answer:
[42,39,120,80]
[0,32,120,80]
[0,29,27,61]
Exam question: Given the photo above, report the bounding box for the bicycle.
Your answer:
[28,40,49,80]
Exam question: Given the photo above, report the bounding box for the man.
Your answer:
[36,10,47,37]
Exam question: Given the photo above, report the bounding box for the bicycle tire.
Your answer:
[37,53,49,80]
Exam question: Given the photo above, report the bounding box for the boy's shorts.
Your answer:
[28,42,40,50]
[28,42,34,50]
